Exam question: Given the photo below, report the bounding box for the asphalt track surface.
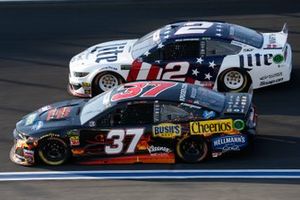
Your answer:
[0,0,300,199]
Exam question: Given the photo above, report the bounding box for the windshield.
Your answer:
[229,24,263,48]
[131,29,161,59]
[194,87,225,112]
[80,90,112,124]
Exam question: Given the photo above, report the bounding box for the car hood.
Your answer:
[70,39,138,67]
[16,99,87,135]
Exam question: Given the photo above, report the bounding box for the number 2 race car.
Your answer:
[11,81,257,166]
[68,20,292,97]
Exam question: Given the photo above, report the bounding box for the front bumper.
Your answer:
[10,140,35,166]
[68,83,92,98]
[68,73,92,98]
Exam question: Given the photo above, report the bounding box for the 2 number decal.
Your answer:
[105,128,144,154]
[175,22,213,35]
[161,62,189,81]
[111,81,177,101]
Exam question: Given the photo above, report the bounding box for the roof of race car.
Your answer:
[159,20,232,41]
[109,81,226,112]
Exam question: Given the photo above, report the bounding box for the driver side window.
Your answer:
[155,103,190,122]
[97,102,154,127]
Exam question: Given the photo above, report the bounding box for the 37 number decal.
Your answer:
[105,128,144,154]
[111,81,177,101]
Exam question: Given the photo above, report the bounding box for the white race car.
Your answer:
[68,20,292,97]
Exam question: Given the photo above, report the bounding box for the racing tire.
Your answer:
[38,137,70,166]
[218,68,251,92]
[92,72,123,96]
[176,136,208,163]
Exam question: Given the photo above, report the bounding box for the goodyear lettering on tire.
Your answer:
[190,119,234,136]
[153,123,181,138]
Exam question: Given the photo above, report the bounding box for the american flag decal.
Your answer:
[126,56,224,90]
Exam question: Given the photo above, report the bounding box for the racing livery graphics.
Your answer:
[10,81,257,166]
[68,20,292,97]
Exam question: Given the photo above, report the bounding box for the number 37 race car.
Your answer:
[11,81,257,166]
[68,20,292,97]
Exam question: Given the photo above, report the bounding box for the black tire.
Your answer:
[176,136,209,163]
[218,68,251,92]
[38,137,70,166]
[92,72,122,96]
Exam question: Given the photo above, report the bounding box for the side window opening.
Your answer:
[98,103,154,127]
[206,40,241,56]
[154,102,218,123]
[162,41,200,61]
[143,49,160,63]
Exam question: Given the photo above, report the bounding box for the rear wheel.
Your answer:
[176,136,208,163]
[38,137,70,166]
[93,72,122,96]
[218,69,250,92]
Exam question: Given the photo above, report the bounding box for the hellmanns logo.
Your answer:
[212,134,247,152]
[153,123,181,138]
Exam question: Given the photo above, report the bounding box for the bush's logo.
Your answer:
[153,123,181,138]
[190,119,233,136]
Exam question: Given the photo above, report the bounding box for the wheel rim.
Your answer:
[98,74,119,91]
[177,137,208,163]
[39,138,67,164]
[223,70,245,90]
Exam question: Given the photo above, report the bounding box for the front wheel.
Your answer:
[38,137,70,166]
[176,136,208,163]
[93,72,122,95]
[218,69,250,92]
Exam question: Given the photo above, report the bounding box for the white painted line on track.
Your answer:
[0,169,300,181]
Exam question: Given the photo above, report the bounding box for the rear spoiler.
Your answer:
[281,23,288,34]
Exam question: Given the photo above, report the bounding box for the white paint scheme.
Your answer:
[69,39,137,96]
[214,31,292,90]
[69,22,292,97]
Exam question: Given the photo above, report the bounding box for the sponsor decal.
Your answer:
[260,72,282,81]
[46,107,71,121]
[239,53,273,69]
[260,78,284,87]
[147,145,171,153]
[23,149,35,163]
[25,113,37,126]
[269,34,276,44]
[190,119,233,136]
[102,66,118,71]
[153,123,181,138]
[202,110,216,119]
[69,135,80,146]
[121,65,131,70]
[68,130,80,146]
[82,82,91,87]
[243,48,254,52]
[179,83,188,101]
[273,54,284,64]
[94,42,127,63]
[89,121,96,127]
[212,134,247,152]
